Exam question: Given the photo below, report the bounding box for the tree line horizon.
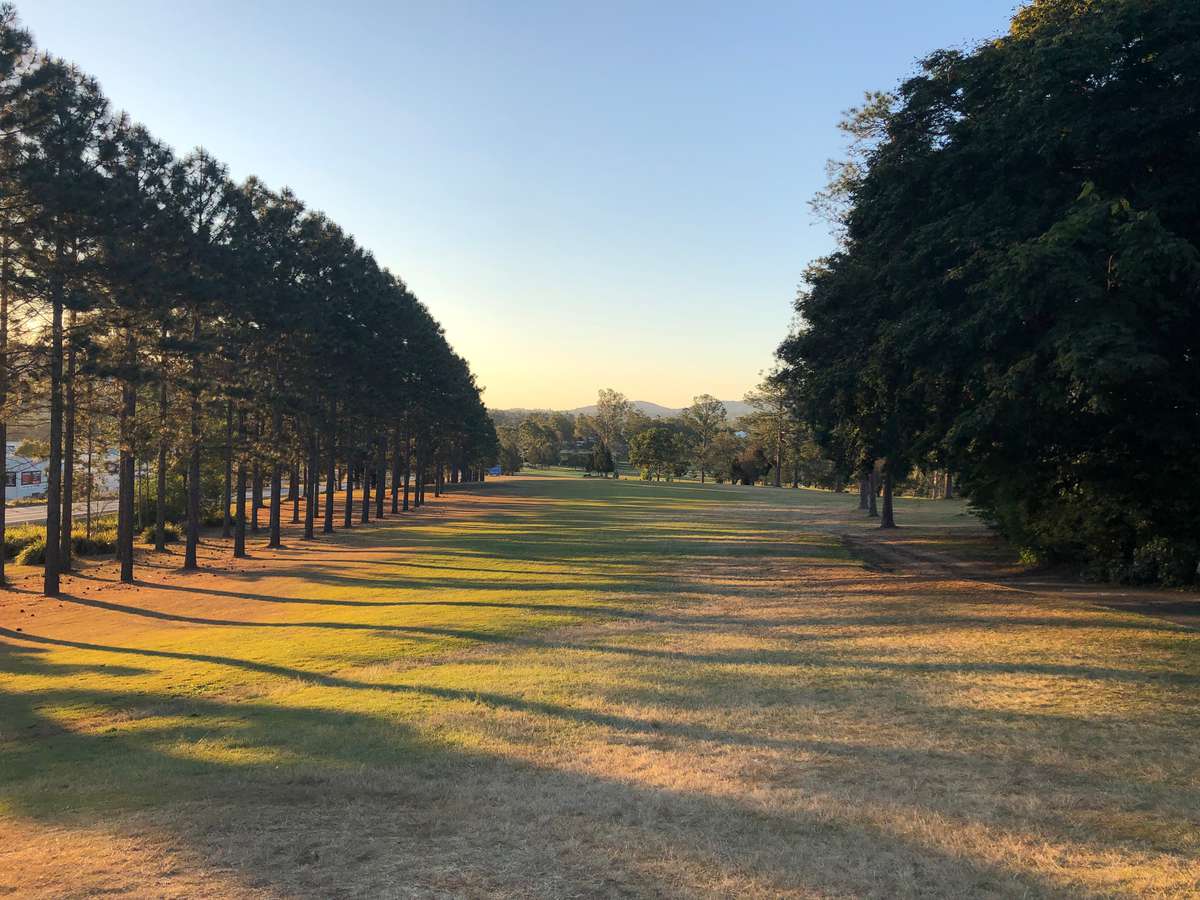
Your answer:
[0,4,498,597]
[493,385,951,502]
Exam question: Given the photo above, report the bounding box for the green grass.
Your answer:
[1,477,1197,896]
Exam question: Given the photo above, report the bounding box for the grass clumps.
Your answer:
[139,522,181,545]
[74,520,118,555]
[13,534,45,565]
[4,517,119,564]
[3,523,45,559]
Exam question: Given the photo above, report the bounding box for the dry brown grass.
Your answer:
[1,477,1198,898]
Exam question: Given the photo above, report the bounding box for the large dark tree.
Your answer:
[779,0,1200,580]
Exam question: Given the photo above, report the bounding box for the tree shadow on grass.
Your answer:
[0,640,1091,898]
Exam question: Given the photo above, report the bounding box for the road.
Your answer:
[3,487,320,526]
[5,499,122,525]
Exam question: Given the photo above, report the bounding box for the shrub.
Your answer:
[14,536,45,566]
[3,523,44,560]
[1131,538,1199,588]
[139,522,181,545]
[70,520,117,555]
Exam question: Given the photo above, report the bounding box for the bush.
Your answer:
[73,527,117,556]
[139,522,181,545]
[4,523,44,560]
[14,536,45,566]
[1130,538,1199,588]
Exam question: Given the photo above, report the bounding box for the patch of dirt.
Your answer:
[842,529,1200,629]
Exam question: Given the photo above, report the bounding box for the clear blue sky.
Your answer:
[23,1,1017,409]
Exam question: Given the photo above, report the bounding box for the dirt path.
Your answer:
[843,525,1200,629]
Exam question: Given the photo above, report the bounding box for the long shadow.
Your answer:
[48,594,547,646]
[0,661,1072,897]
[3,633,1192,887]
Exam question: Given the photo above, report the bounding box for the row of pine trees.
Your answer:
[0,6,499,597]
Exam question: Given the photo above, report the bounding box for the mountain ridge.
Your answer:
[493,399,753,420]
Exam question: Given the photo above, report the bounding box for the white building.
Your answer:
[4,442,47,500]
[2,444,121,502]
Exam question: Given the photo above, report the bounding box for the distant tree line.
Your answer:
[494,385,870,490]
[0,6,498,596]
[777,0,1200,584]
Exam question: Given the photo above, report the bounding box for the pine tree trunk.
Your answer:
[155,377,168,551]
[360,438,371,523]
[43,262,64,595]
[183,361,202,570]
[290,463,300,524]
[117,331,137,584]
[222,401,233,537]
[880,465,896,529]
[773,427,783,488]
[59,310,76,572]
[0,227,8,585]
[417,448,425,507]
[391,427,401,514]
[343,445,355,528]
[234,408,248,558]
[323,407,336,534]
[249,460,259,532]
[375,433,386,519]
[402,436,411,512]
[867,469,879,518]
[304,429,318,540]
[858,477,870,510]
[268,406,283,549]
[85,386,93,540]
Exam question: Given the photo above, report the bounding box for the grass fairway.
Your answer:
[1,475,1198,897]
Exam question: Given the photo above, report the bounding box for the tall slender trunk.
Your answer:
[116,330,137,584]
[343,435,354,528]
[290,463,300,524]
[222,401,233,537]
[402,435,411,511]
[375,432,386,519]
[858,476,870,510]
[183,312,201,570]
[880,464,896,529]
[942,471,953,500]
[773,425,783,488]
[268,407,283,549]
[234,408,248,558]
[155,374,168,551]
[323,404,336,534]
[0,228,8,585]
[867,468,879,518]
[59,310,76,571]
[414,445,423,507]
[390,427,401,514]
[360,434,371,524]
[304,428,318,540]
[85,383,94,539]
[43,252,64,595]
[251,460,262,532]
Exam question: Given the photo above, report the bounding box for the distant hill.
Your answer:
[495,400,753,420]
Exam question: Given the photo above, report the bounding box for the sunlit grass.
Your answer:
[0,477,1197,896]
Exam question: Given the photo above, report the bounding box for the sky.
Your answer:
[22,1,1017,410]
